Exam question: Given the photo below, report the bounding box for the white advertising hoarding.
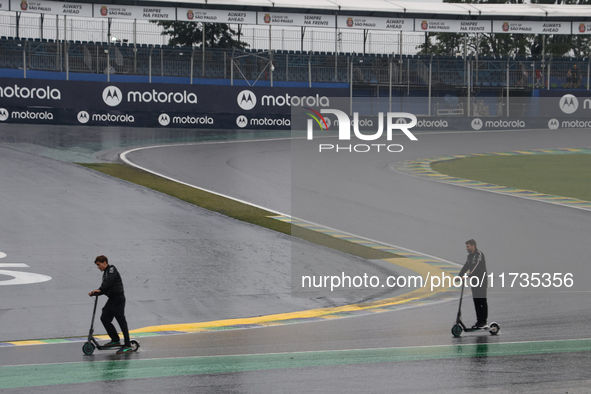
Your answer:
[177,8,256,24]
[10,0,92,17]
[415,19,491,33]
[338,15,413,31]
[492,20,571,35]
[257,12,335,28]
[572,22,591,35]
[93,4,175,20]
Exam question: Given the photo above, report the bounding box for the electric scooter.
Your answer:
[82,295,140,355]
[451,283,499,337]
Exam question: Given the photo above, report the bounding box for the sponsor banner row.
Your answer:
[539,92,591,118]
[410,117,591,130]
[2,1,589,34]
[0,107,293,129]
[0,78,347,115]
[298,114,590,132]
[0,105,585,132]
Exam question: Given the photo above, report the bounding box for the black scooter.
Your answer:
[82,295,140,355]
[451,284,499,337]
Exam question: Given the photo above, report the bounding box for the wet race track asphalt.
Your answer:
[1,125,591,392]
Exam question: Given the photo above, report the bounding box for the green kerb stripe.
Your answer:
[2,338,591,389]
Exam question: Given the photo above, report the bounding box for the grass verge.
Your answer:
[431,154,591,202]
[79,163,397,260]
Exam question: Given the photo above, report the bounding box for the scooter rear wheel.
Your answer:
[82,342,95,355]
[451,324,463,337]
[130,340,140,352]
[489,323,500,335]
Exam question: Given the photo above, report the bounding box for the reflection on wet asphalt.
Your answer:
[1,125,591,392]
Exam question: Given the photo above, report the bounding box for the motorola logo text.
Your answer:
[103,86,198,107]
[560,119,591,128]
[471,118,525,130]
[262,94,329,108]
[249,117,290,126]
[237,90,330,110]
[0,85,61,100]
[92,113,135,123]
[559,94,578,114]
[128,90,197,105]
[172,115,214,125]
[11,110,53,120]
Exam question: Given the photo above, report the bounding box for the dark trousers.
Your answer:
[101,296,130,346]
[473,298,488,324]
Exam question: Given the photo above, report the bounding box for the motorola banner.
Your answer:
[0,105,573,131]
[0,78,348,114]
[0,107,294,129]
[293,114,570,132]
[538,91,591,118]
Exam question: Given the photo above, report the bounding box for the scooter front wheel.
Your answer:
[451,324,463,337]
[82,342,95,355]
[130,340,140,352]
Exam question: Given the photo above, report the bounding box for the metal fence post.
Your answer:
[350,56,353,116]
[507,61,510,117]
[22,41,26,78]
[389,54,392,112]
[547,57,551,91]
[428,56,432,116]
[308,53,312,88]
[587,57,590,91]
[66,42,69,80]
[467,60,472,117]
[107,48,110,82]
[270,50,274,87]
[202,23,206,77]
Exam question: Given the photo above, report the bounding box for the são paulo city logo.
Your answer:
[305,108,417,153]
[237,90,329,110]
[102,85,198,107]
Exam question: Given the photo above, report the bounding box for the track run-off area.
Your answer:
[1,127,591,392]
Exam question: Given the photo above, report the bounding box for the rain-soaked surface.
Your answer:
[1,124,591,392]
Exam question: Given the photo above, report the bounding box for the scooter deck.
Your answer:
[463,326,489,332]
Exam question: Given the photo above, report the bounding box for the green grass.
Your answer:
[79,163,396,260]
[431,154,591,202]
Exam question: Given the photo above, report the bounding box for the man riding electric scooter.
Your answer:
[88,255,133,354]
[458,239,488,329]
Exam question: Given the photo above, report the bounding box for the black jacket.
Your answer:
[459,249,487,297]
[99,264,125,299]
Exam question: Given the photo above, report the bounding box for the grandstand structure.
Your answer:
[1,0,591,117]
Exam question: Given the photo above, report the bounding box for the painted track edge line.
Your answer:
[120,145,460,267]
[391,148,591,213]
